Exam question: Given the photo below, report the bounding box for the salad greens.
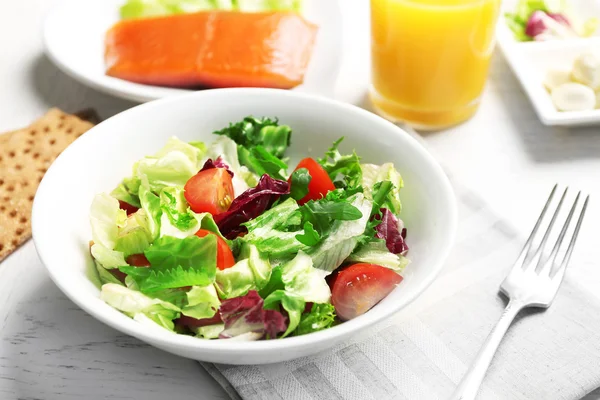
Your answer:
[505,0,598,41]
[120,0,303,20]
[90,116,409,341]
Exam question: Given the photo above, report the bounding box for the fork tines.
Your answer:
[516,185,589,279]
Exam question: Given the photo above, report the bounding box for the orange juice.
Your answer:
[370,0,500,130]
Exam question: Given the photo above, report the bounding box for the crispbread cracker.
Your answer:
[0,108,95,262]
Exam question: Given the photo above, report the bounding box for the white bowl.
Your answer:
[32,88,457,365]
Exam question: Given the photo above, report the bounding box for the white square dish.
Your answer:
[497,0,600,126]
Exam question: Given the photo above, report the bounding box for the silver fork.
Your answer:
[450,185,589,400]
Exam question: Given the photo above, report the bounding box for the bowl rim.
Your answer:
[32,88,457,354]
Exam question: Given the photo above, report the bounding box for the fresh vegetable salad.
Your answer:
[90,117,409,340]
[505,0,598,41]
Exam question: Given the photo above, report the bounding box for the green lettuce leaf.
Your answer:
[318,138,362,189]
[361,163,403,214]
[346,241,409,273]
[120,235,217,293]
[295,196,363,246]
[100,283,181,331]
[240,146,288,180]
[295,303,336,336]
[263,290,305,337]
[236,0,302,12]
[139,177,162,240]
[214,116,291,158]
[280,251,331,303]
[93,259,125,286]
[288,167,311,201]
[160,187,196,231]
[90,193,127,249]
[213,116,292,179]
[215,244,271,299]
[111,183,141,208]
[258,265,285,298]
[114,210,153,257]
[242,198,305,259]
[306,193,372,272]
[91,243,128,269]
[120,0,303,20]
[131,137,203,193]
[194,324,225,339]
[181,285,221,319]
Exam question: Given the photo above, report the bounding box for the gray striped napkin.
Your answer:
[200,181,600,400]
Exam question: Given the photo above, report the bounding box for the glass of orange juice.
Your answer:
[370,0,501,130]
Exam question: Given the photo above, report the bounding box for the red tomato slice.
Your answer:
[330,263,403,321]
[125,253,151,267]
[290,157,335,205]
[110,253,151,283]
[195,229,235,270]
[118,200,139,216]
[184,168,234,215]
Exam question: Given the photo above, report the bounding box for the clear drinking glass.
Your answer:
[370,0,501,130]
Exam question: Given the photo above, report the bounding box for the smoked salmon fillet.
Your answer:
[105,11,318,89]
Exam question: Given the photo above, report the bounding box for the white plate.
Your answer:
[43,0,342,103]
[497,0,600,126]
[32,88,457,365]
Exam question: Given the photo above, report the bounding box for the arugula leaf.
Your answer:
[294,197,363,247]
[263,290,305,337]
[258,266,285,298]
[289,168,311,201]
[370,181,394,216]
[318,137,362,189]
[240,146,288,180]
[307,193,372,272]
[214,116,291,158]
[295,221,320,246]
[361,163,403,214]
[295,303,336,336]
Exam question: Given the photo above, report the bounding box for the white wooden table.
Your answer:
[2,1,600,399]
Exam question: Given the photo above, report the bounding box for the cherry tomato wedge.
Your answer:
[195,229,235,270]
[184,168,234,215]
[290,157,335,205]
[330,263,403,321]
[118,200,139,216]
[108,253,151,283]
[125,253,151,267]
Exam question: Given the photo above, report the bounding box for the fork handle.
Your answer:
[449,300,524,400]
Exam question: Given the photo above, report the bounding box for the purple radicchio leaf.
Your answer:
[200,156,234,178]
[374,208,408,255]
[215,174,290,239]
[218,290,287,340]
